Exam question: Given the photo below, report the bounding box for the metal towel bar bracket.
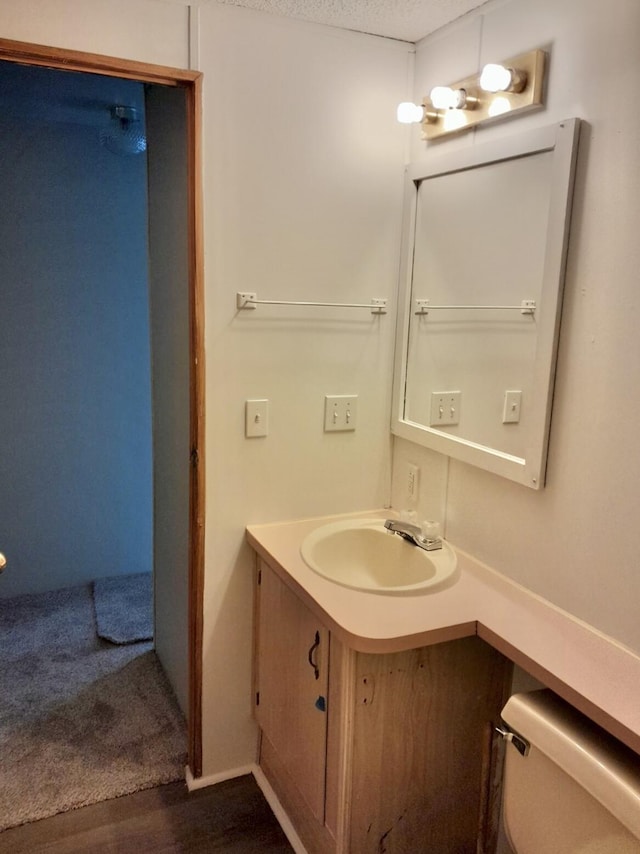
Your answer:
[415,298,536,316]
[237,292,387,314]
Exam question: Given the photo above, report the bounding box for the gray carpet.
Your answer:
[93,572,153,644]
[0,583,187,832]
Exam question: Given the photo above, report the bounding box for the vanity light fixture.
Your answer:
[397,48,546,140]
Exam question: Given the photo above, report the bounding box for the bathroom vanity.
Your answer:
[254,559,511,853]
[250,517,512,854]
[247,511,640,854]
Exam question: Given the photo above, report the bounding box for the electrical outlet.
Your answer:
[429,391,461,427]
[407,463,420,505]
[324,395,357,432]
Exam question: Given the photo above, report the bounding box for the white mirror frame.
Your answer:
[391,118,580,489]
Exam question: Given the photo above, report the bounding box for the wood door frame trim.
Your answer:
[0,37,206,778]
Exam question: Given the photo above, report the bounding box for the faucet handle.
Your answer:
[421,520,441,541]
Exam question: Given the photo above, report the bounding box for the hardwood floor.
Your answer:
[0,775,294,853]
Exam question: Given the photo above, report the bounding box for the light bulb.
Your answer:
[396,102,425,124]
[480,63,527,94]
[480,63,513,92]
[429,86,456,110]
[430,86,470,110]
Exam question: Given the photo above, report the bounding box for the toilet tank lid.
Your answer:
[502,690,640,841]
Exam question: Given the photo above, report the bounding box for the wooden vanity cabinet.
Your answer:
[254,556,330,826]
[254,559,512,854]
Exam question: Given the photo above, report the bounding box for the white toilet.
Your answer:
[499,689,640,853]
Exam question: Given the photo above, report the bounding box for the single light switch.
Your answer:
[245,399,269,437]
[502,390,522,424]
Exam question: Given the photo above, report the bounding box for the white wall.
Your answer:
[395,0,640,656]
[0,0,189,68]
[0,64,152,598]
[12,0,628,786]
[195,4,410,775]
[0,0,411,775]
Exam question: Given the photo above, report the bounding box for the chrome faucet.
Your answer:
[384,519,443,551]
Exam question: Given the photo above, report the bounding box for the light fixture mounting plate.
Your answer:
[421,48,546,141]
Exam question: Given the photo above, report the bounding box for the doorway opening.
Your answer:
[0,39,204,829]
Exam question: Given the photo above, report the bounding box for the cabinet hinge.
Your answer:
[257,568,262,585]
[255,691,260,706]
[190,447,199,467]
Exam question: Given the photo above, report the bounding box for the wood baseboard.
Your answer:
[253,765,310,854]
[260,736,337,854]
[185,763,255,792]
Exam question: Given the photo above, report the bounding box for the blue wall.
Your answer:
[0,64,152,596]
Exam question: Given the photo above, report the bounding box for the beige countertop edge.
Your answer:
[248,529,478,653]
[246,513,640,756]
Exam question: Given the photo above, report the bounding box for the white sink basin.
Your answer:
[300,518,458,595]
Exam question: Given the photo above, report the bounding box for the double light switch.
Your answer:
[430,391,461,427]
[324,395,357,432]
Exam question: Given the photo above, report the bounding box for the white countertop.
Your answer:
[247,509,640,756]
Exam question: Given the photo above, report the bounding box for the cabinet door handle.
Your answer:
[307,630,320,680]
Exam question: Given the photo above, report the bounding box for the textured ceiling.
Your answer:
[194,0,490,42]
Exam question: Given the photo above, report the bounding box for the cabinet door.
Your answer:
[349,638,511,853]
[256,561,329,823]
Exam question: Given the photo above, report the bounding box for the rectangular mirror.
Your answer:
[392,119,580,488]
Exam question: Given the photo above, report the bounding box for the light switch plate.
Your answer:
[502,390,522,424]
[324,395,357,432]
[429,391,461,427]
[246,399,269,437]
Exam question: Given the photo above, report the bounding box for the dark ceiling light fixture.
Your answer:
[100,105,147,155]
